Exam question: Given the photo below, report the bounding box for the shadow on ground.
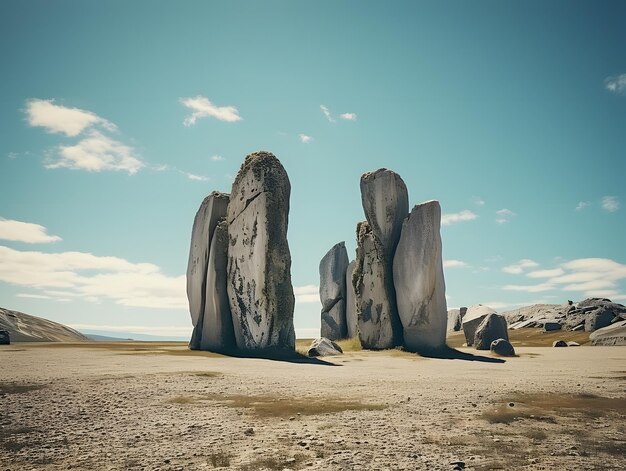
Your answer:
[208,348,341,366]
[416,346,506,364]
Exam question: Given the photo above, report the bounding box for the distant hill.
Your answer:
[0,307,89,342]
[80,330,189,342]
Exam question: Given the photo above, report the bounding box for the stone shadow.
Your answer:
[413,346,506,364]
[211,347,341,366]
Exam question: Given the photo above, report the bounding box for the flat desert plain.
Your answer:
[1,334,625,471]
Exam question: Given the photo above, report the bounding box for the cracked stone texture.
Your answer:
[393,200,447,353]
[319,242,349,340]
[226,151,295,350]
[200,219,236,352]
[186,192,230,350]
[345,260,358,339]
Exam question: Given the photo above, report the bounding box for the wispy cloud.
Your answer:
[293,284,319,303]
[180,171,208,181]
[180,96,242,125]
[495,208,515,224]
[25,99,116,137]
[211,155,224,161]
[0,218,61,244]
[299,134,313,144]
[502,259,539,275]
[472,196,485,206]
[605,74,626,95]
[527,268,564,278]
[441,210,477,226]
[601,195,620,212]
[339,112,357,121]
[320,105,357,122]
[575,201,590,211]
[320,105,335,123]
[443,259,468,268]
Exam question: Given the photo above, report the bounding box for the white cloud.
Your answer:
[502,259,539,274]
[25,99,116,137]
[320,105,335,122]
[472,196,485,206]
[527,268,564,278]
[179,170,209,181]
[502,282,554,293]
[211,155,224,161]
[299,134,313,144]
[443,259,468,268]
[605,74,626,94]
[294,284,319,304]
[575,201,590,211]
[601,196,620,212]
[441,210,477,226]
[45,130,143,174]
[339,112,357,121]
[0,245,186,310]
[180,96,242,125]
[495,208,515,224]
[0,218,61,244]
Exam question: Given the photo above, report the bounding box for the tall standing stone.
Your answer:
[200,219,236,352]
[353,169,408,348]
[393,200,448,352]
[227,151,295,350]
[186,192,230,350]
[345,260,358,339]
[319,242,349,340]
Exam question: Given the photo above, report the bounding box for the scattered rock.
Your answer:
[473,313,509,350]
[490,338,515,356]
[462,305,497,347]
[319,242,349,340]
[345,260,358,339]
[0,329,9,345]
[393,200,447,352]
[307,337,344,357]
[566,341,580,347]
[553,340,568,347]
[543,322,562,332]
[226,151,295,350]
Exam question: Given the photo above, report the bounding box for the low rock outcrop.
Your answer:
[0,308,88,342]
[473,313,509,350]
[319,242,349,340]
[590,320,626,346]
[307,337,344,357]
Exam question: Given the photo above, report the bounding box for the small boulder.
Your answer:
[0,330,10,345]
[307,337,343,357]
[473,313,509,350]
[543,321,562,332]
[553,340,568,347]
[490,338,515,356]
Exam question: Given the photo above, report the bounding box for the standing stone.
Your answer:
[353,221,398,349]
[345,260,358,339]
[353,169,408,349]
[200,219,236,352]
[462,305,497,347]
[393,201,448,352]
[447,307,467,332]
[473,313,509,350]
[319,242,349,340]
[186,192,230,349]
[227,151,295,350]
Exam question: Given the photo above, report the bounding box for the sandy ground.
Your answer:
[1,341,625,471]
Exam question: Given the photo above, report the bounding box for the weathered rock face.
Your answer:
[319,242,349,340]
[473,313,509,350]
[307,337,344,357]
[0,330,10,345]
[490,338,515,356]
[227,151,295,350]
[200,219,236,352]
[447,307,467,332]
[345,260,358,339]
[393,201,447,352]
[462,305,497,346]
[590,320,626,346]
[186,192,230,349]
[353,221,400,349]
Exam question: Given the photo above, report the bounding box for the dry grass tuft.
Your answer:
[335,337,363,352]
[209,450,231,467]
[194,371,222,378]
[238,452,307,471]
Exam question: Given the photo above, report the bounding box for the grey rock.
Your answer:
[186,191,230,349]
[0,308,88,342]
[474,313,509,350]
[462,305,497,346]
[447,307,467,332]
[307,337,344,357]
[490,338,515,356]
[553,340,568,347]
[543,322,562,332]
[226,151,295,351]
[0,330,9,345]
[200,219,236,352]
[584,307,616,332]
[566,341,580,346]
[393,200,447,352]
[353,221,400,349]
[345,260,358,339]
[589,320,626,346]
[319,242,349,340]
[577,297,612,309]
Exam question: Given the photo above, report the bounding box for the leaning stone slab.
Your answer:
[227,151,295,351]
[186,192,230,349]
[462,305,497,347]
[319,242,349,340]
[345,260,358,339]
[393,201,447,352]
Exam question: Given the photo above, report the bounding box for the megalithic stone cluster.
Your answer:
[320,168,448,353]
[186,151,295,353]
[319,242,349,340]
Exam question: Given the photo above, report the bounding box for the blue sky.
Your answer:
[1,0,625,339]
